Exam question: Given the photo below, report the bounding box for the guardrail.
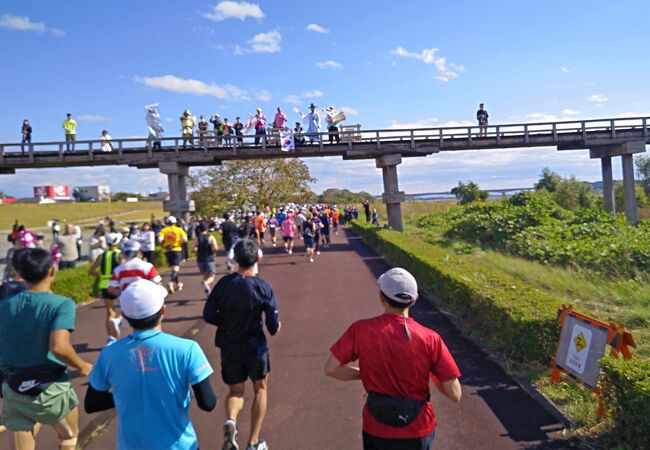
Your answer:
[0,116,648,161]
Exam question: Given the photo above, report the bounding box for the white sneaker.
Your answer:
[316,251,321,255]
[223,419,239,450]
[288,249,292,254]
[246,440,267,450]
[202,281,210,294]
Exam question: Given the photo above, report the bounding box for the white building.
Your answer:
[75,185,111,202]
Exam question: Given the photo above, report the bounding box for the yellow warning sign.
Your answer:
[574,332,587,353]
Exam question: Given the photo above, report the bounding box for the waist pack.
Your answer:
[366,392,428,427]
[5,365,67,397]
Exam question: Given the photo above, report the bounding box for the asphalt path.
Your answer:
[2,228,572,449]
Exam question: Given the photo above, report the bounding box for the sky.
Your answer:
[1,0,649,197]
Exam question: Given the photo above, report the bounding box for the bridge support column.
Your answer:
[376,154,405,232]
[600,157,615,213]
[159,162,195,222]
[590,141,646,224]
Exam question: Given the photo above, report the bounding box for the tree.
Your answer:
[318,188,374,205]
[534,167,562,193]
[189,159,316,215]
[451,181,488,205]
[553,177,595,210]
[635,155,650,196]
[112,192,143,202]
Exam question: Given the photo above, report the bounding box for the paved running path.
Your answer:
[2,228,572,449]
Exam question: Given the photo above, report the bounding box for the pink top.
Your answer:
[274,112,287,128]
[281,218,295,237]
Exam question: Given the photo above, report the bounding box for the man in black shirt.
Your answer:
[477,103,489,137]
[203,239,281,450]
[220,213,240,271]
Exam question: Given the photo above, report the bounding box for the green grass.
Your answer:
[0,202,165,230]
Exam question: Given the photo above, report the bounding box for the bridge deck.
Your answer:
[0,116,648,173]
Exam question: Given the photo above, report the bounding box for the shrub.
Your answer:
[52,264,97,304]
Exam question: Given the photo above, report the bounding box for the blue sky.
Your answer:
[1,0,649,197]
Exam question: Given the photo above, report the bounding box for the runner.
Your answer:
[158,216,188,293]
[281,213,295,254]
[252,211,265,247]
[203,239,281,450]
[267,215,279,247]
[85,279,217,450]
[192,223,219,295]
[220,213,240,272]
[303,214,317,263]
[294,209,307,240]
[320,210,331,249]
[310,211,323,256]
[88,232,123,344]
[107,240,162,344]
[332,206,340,235]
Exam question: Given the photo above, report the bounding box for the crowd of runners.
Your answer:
[0,200,462,450]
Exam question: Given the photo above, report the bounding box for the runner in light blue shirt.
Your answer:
[86,279,216,450]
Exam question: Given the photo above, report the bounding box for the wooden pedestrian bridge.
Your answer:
[1,116,648,230]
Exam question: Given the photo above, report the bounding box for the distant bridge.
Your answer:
[1,116,648,229]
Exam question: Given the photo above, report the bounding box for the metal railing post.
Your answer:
[262,133,267,151]
[467,127,472,144]
[610,119,616,139]
[89,142,94,160]
[552,123,557,142]
[175,139,180,156]
[319,133,324,151]
[29,144,35,163]
[581,121,586,142]
[58,143,64,161]
[118,140,123,158]
[439,128,443,147]
[524,124,529,144]
[643,118,648,138]
[496,126,501,145]
[0,145,4,164]
[410,130,415,149]
[376,131,381,149]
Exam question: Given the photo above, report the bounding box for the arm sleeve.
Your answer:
[191,377,217,412]
[263,286,280,335]
[431,336,461,382]
[84,384,115,413]
[51,300,76,332]
[329,323,358,364]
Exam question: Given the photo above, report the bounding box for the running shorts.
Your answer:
[220,352,270,385]
[362,430,435,450]
[165,251,182,267]
[283,236,293,242]
[303,235,315,248]
[198,260,217,275]
[100,289,118,300]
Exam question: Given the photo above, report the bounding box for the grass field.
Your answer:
[0,202,165,231]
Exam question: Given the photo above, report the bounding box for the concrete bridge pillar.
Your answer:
[376,154,406,232]
[159,162,195,223]
[590,141,646,224]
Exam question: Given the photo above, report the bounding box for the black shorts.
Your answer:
[282,236,293,242]
[221,351,270,385]
[362,430,435,450]
[165,251,182,267]
[100,289,118,300]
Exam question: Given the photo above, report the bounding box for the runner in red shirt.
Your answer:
[325,267,461,450]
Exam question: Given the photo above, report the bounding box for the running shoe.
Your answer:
[309,257,314,263]
[223,419,239,450]
[167,282,176,294]
[177,282,184,292]
[288,249,292,255]
[202,281,210,294]
[246,440,267,450]
[108,317,121,338]
[316,251,321,255]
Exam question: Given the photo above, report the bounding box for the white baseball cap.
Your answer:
[378,268,418,305]
[106,232,123,246]
[166,215,177,225]
[120,279,167,320]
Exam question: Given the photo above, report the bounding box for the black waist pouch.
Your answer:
[366,392,429,427]
[5,365,67,397]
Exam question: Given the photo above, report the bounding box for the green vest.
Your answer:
[98,249,120,289]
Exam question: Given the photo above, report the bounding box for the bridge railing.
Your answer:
[0,116,648,159]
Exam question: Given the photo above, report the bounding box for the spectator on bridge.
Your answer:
[223,118,233,146]
[198,115,210,147]
[100,129,113,152]
[56,224,79,270]
[180,109,196,149]
[253,108,267,146]
[273,107,288,129]
[325,106,342,144]
[62,113,77,152]
[0,247,93,450]
[85,279,216,449]
[302,103,321,144]
[203,239,281,450]
[145,104,164,151]
[294,122,305,146]
[233,117,244,146]
[325,267,462,450]
[477,103,489,137]
[210,114,224,146]
[21,119,32,154]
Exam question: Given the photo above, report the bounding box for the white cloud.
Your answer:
[388,117,439,129]
[560,66,571,73]
[204,1,264,21]
[284,94,302,105]
[316,60,342,70]
[0,14,64,37]
[562,109,580,116]
[134,75,249,101]
[586,94,608,103]
[247,30,281,53]
[256,90,272,102]
[77,115,110,123]
[302,90,324,98]
[390,46,465,82]
[339,106,359,116]
[305,23,329,34]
